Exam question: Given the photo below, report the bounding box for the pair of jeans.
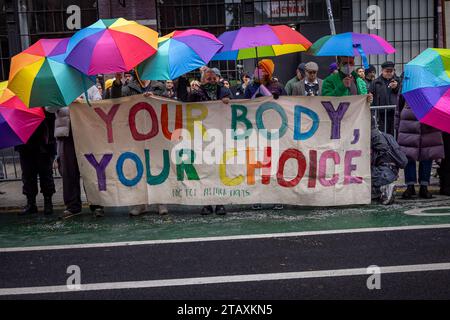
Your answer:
[404,160,433,186]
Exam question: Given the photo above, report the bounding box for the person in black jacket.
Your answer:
[369,61,400,136]
[188,68,232,216]
[15,110,56,216]
[438,133,450,196]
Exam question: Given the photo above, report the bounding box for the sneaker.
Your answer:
[215,205,226,216]
[201,206,214,216]
[58,209,82,220]
[273,204,284,210]
[380,183,396,205]
[129,204,151,217]
[158,205,169,216]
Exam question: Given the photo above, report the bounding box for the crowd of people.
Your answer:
[8,55,450,219]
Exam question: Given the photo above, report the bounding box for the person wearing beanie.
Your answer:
[244,59,286,99]
[285,63,306,95]
[244,59,286,211]
[329,62,338,75]
[365,64,377,87]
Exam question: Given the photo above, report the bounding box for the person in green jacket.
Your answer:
[322,56,370,97]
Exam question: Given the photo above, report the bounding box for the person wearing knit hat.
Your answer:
[244,58,286,100]
[329,62,338,75]
[258,59,275,78]
[365,64,377,87]
[244,58,286,211]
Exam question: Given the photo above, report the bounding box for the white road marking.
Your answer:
[1,263,450,296]
[1,224,450,253]
[404,207,450,217]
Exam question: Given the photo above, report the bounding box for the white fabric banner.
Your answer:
[70,95,371,207]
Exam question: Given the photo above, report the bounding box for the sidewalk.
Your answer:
[0,179,87,211]
[0,175,442,212]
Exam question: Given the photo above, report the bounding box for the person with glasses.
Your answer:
[292,62,323,96]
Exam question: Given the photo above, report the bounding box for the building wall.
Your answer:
[445,0,450,47]
[97,0,157,28]
[352,0,437,75]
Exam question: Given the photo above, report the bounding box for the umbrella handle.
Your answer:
[81,74,92,107]
[355,44,369,70]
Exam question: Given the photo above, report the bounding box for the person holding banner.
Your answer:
[322,57,402,205]
[245,59,287,99]
[322,56,368,97]
[49,89,105,219]
[188,68,232,215]
[244,59,286,211]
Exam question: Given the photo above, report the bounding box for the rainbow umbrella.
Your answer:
[8,38,95,108]
[137,29,223,80]
[307,32,396,68]
[211,25,312,61]
[402,48,450,134]
[0,81,45,149]
[65,18,158,75]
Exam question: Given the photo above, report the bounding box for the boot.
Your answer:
[402,185,416,200]
[419,185,433,199]
[201,206,214,216]
[19,197,38,216]
[43,195,54,215]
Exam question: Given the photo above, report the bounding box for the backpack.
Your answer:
[381,132,409,169]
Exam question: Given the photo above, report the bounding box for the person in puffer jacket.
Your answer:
[395,94,445,199]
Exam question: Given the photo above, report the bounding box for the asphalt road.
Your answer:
[1,225,450,300]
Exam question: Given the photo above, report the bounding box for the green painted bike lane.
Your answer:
[1,197,450,249]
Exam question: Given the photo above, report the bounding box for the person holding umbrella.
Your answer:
[15,111,56,216]
[322,56,369,97]
[244,59,286,99]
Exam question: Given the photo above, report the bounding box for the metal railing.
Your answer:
[0,105,398,182]
[0,147,60,182]
[371,105,397,139]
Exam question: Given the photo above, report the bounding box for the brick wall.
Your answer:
[97,0,157,28]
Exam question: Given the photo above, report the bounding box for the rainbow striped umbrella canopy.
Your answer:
[307,32,396,56]
[212,25,312,61]
[65,18,158,75]
[402,48,450,134]
[137,29,223,80]
[307,32,395,68]
[8,38,95,108]
[0,81,45,149]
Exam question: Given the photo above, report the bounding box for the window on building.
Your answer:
[0,0,10,81]
[352,0,436,75]
[17,0,99,49]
